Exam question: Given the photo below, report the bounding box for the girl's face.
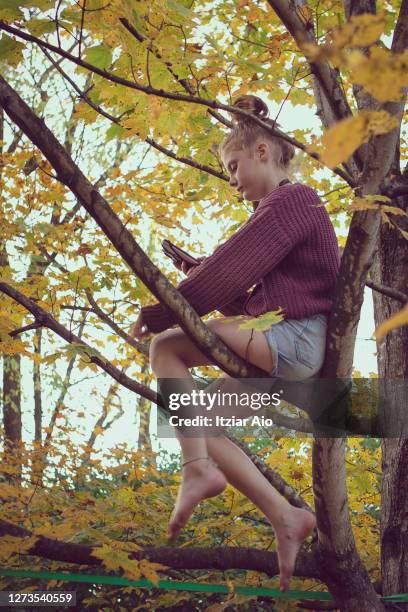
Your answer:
[222,140,283,202]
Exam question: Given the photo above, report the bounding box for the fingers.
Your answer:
[129,321,147,340]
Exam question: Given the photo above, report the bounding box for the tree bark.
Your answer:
[1,251,22,483]
[33,328,42,443]
[371,190,408,599]
[2,354,22,474]
[0,517,320,579]
[0,109,22,482]
[371,1,408,598]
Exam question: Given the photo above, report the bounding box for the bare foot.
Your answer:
[168,458,226,540]
[273,507,316,591]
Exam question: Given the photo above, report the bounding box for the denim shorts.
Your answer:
[263,313,328,379]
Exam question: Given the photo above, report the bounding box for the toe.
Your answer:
[279,566,291,591]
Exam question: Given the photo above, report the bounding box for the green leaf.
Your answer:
[131,9,146,33]
[0,0,25,6]
[42,352,61,365]
[167,0,192,19]
[64,342,103,362]
[26,18,56,36]
[0,34,25,67]
[84,44,112,71]
[106,123,127,142]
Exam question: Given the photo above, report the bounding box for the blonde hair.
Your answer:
[220,95,295,169]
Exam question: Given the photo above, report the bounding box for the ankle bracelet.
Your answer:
[182,456,217,468]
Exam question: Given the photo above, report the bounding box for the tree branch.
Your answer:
[265,1,352,123]
[0,281,160,405]
[145,136,228,182]
[41,312,87,463]
[40,46,229,181]
[1,280,324,516]
[85,289,150,356]
[265,0,361,182]
[118,17,231,130]
[226,433,314,513]
[34,245,150,356]
[0,74,269,378]
[0,518,320,579]
[366,279,408,303]
[381,180,408,199]
[0,21,355,187]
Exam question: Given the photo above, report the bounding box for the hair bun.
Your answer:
[230,94,269,126]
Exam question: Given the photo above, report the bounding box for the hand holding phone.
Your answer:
[162,240,201,271]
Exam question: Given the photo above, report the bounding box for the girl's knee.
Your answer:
[149,331,174,371]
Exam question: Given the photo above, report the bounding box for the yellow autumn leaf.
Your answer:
[92,544,142,580]
[0,535,39,560]
[380,205,406,216]
[139,558,168,585]
[374,303,408,340]
[238,308,285,331]
[148,97,164,120]
[122,114,149,140]
[0,34,25,68]
[348,46,408,102]
[331,12,387,48]
[348,196,406,217]
[348,198,380,212]
[313,111,399,168]
[302,13,386,68]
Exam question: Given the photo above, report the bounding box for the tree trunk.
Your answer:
[33,327,42,443]
[136,361,154,459]
[371,191,408,600]
[2,354,22,482]
[31,328,43,484]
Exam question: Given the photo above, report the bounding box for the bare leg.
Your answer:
[151,349,227,540]
[205,434,316,591]
[150,317,314,590]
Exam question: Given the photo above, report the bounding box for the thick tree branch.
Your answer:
[0,21,355,187]
[0,281,160,405]
[0,74,269,378]
[265,1,352,123]
[0,518,320,579]
[265,0,362,183]
[1,282,320,513]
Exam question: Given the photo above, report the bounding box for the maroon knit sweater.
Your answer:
[141,183,340,334]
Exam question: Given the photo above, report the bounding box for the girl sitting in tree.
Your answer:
[131,94,340,590]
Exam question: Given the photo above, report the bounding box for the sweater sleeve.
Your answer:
[141,186,317,333]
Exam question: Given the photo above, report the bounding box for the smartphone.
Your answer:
[162,240,201,267]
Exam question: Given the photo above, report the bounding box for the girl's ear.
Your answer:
[257,142,269,161]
